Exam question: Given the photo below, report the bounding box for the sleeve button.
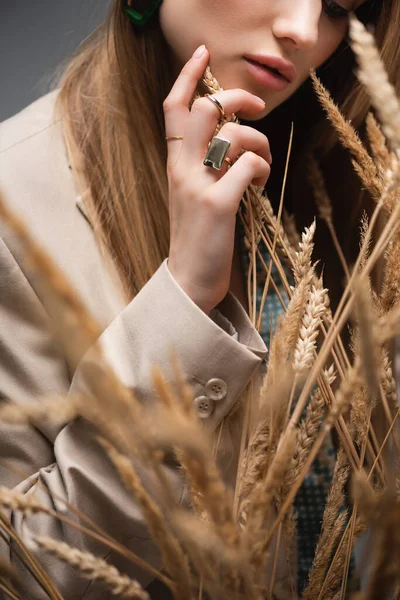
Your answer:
[194,396,214,418]
[205,378,228,401]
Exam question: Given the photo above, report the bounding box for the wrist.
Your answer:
[167,260,213,316]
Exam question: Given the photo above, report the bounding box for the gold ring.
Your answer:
[165,136,184,141]
[203,136,231,170]
[204,94,226,120]
[224,156,233,167]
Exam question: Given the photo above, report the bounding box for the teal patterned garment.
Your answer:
[237,217,337,593]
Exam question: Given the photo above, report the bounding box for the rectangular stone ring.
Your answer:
[203,136,231,171]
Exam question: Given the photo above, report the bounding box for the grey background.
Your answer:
[0,1,110,122]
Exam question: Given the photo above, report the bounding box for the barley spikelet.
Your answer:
[245,427,297,577]
[307,152,333,225]
[101,438,191,600]
[327,357,363,424]
[359,212,372,274]
[293,285,328,373]
[307,153,352,282]
[149,368,241,551]
[35,537,150,600]
[354,479,400,600]
[173,511,241,567]
[282,209,301,251]
[351,470,380,523]
[0,190,144,456]
[354,277,381,399]
[302,448,350,600]
[321,517,366,599]
[171,510,255,600]
[239,261,313,517]
[261,221,317,378]
[239,370,293,520]
[303,511,349,600]
[366,112,391,173]
[310,71,381,197]
[293,220,316,285]
[349,477,390,600]
[282,277,312,357]
[0,487,46,516]
[380,235,400,313]
[0,396,79,426]
[202,65,223,94]
[381,348,398,412]
[349,15,400,155]
[0,190,100,365]
[0,558,19,586]
[255,190,297,260]
[284,366,336,497]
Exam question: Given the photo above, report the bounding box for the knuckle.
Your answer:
[220,122,239,137]
[200,192,221,212]
[191,96,214,115]
[167,166,183,187]
[200,191,216,207]
[163,97,176,113]
[251,128,269,147]
[244,151,262,169]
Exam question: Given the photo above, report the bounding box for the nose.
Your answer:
[272,0,321,51]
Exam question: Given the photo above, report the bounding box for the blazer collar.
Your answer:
[75,193,92,228]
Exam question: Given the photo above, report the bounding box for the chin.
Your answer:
[236,101,278,122]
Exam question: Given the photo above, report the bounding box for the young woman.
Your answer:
[0,0,399,598]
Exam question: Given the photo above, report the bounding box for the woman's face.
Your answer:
[159,0,366,119]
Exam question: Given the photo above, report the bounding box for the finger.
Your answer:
[181,90,266,163]
[164,45,210,168]
[218,123,272,166]
[210,152,271,212]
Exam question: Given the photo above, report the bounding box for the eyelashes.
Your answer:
[322,0,351,18]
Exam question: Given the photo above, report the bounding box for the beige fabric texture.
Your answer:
[0,91,294,599]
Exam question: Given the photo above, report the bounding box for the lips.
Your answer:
[245,59,288,83]
[243,54,297,84]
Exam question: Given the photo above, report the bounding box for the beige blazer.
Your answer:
[0,91,273,598]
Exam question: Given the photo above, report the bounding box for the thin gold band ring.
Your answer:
[204,94,226,120]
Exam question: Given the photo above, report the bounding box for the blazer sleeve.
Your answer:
[0,235,267,599]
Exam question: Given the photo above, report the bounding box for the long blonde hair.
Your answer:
[55,0,400,303]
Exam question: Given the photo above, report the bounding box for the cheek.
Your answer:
[310,19,348,69]
[159,0,197,64]
[159,0,242,67]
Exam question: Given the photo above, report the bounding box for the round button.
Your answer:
[194,396,214,419]
[205,378,228,402]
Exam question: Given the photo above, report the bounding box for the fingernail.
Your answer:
[193,44,206,58]
[254,96,265,106]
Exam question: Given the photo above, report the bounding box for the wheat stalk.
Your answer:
[100,437,191,600]
[293,285,328,374]
[310,71,381,198]
[349,15,400,156]
[0,488,45,516]
[0,395,79,426]
[366,112,392,173]
[35,537,150,600]
[293,220,316,285]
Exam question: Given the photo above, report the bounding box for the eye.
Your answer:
[323,0,351,18]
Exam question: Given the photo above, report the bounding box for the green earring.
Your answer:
[124,0,163,27]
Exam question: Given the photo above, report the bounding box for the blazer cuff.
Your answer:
[71,258,268,431]
[209,308,239,341]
